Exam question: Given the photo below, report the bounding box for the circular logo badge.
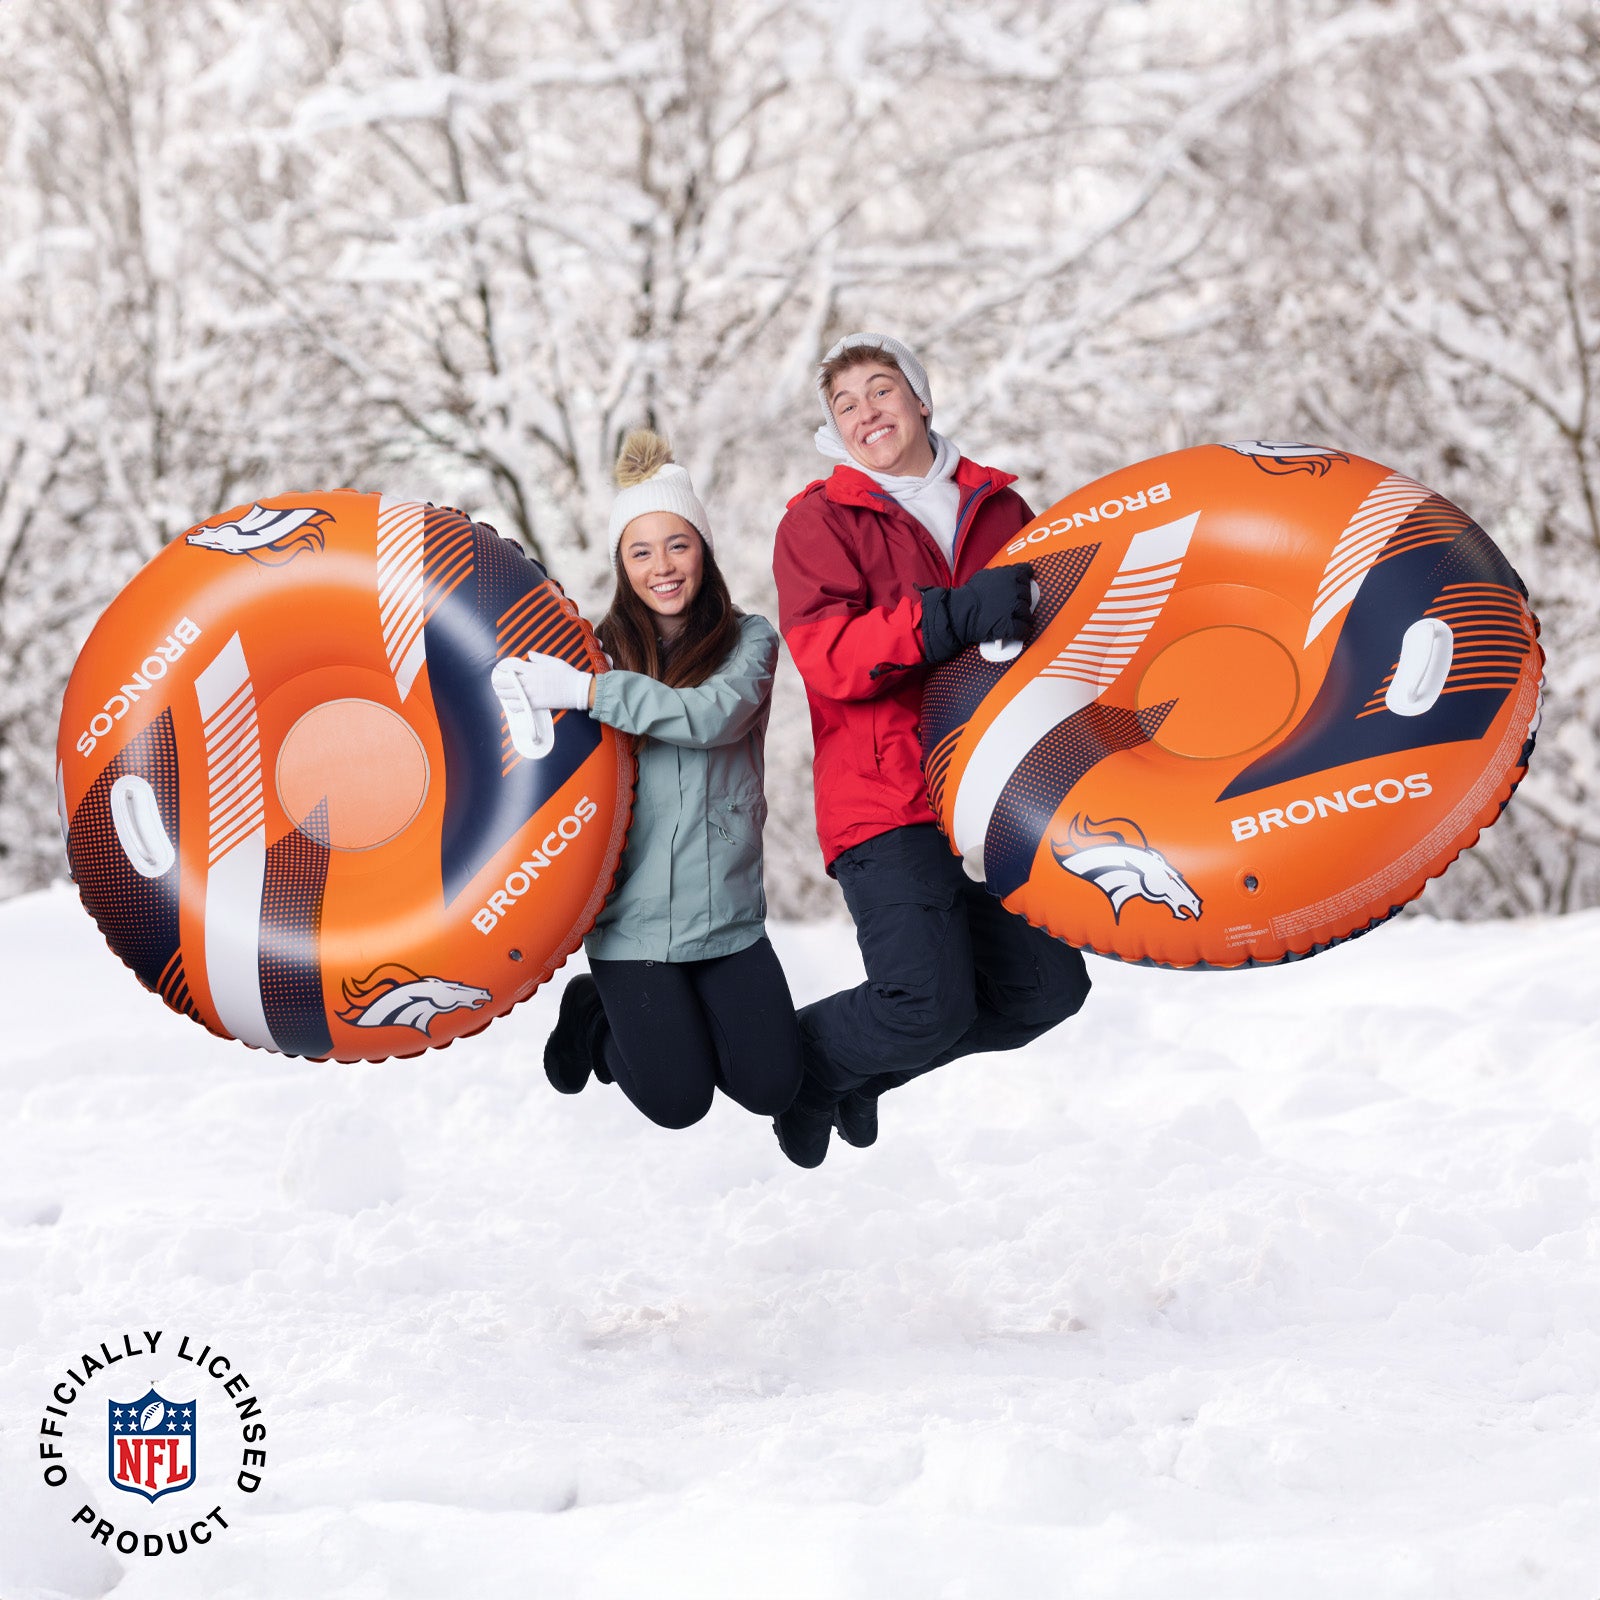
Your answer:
[36,1330,268,1561]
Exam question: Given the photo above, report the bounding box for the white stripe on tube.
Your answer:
[203,837,273,1049]
[377,496,428,701]
[1303,474,1430,647]
[950,513,1199,884]
[194,633,276,1051]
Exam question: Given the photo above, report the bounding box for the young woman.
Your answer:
[497,430,803,1131]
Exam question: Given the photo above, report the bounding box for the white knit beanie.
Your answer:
[607,430,712,560]
[815,332,933,455]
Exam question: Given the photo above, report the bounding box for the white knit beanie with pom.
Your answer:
[607,430,712,560]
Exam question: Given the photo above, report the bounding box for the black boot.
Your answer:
[832,1086,878,1149]
[544,975,607,1094]
[773,1082,835,1168]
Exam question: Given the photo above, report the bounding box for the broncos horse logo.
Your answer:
[185,504,333,564]
[1221,441,1350,478]
[336,964,492,1037]
[1050,813,1202,922]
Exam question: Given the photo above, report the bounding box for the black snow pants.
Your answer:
[795,823,1091,1105]
[589,936,804,1130]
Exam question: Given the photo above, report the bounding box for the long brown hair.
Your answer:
[596,537,740,689]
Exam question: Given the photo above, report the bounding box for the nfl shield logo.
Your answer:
[108,1388,196,1503]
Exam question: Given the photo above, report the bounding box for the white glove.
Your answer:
[491,652,593,762]
[493,651,593,712]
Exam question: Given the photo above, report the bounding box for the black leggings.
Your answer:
[589,936,804,1129]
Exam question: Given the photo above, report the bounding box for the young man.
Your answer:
[771,332,1092,1168]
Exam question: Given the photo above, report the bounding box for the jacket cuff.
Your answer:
[588,668,623,727]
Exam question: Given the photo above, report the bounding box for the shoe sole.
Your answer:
[773,1117,830,1169]
[831,1101,878,1149]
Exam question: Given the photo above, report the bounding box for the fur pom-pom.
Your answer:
[614,429,674,488]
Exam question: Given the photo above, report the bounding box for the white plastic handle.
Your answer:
[978,579,1042,664]
[979,638,1024,664]
[1385,618,1454,717]
[110,774,176,878]
[490,661,556,761]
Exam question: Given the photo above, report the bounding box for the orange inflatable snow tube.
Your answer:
[57,491,633,1058]
[922,442,1543,967]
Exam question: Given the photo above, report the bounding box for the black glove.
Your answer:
[920,564,1034,664]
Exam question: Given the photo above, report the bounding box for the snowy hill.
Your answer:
[1,885,1596,1599]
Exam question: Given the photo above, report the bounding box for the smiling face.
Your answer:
[620,511,705,638]
[826,361,935,477]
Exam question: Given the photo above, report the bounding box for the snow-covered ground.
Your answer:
[0,883,1596,1599]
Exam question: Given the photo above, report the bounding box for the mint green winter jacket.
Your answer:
[583,613,779,963]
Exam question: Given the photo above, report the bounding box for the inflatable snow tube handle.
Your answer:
[57,491,634,1059]
[1386,618,1453,716]
[110,775,176,879]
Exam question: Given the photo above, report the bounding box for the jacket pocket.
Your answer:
[714,795,765,849]
[868,700,886,772]
[708,805,766,928]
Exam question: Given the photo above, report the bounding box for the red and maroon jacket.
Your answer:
[773,455,1033,869]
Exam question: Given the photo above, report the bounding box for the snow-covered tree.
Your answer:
[2,0,1594,919]
[1160,0,1600,914]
